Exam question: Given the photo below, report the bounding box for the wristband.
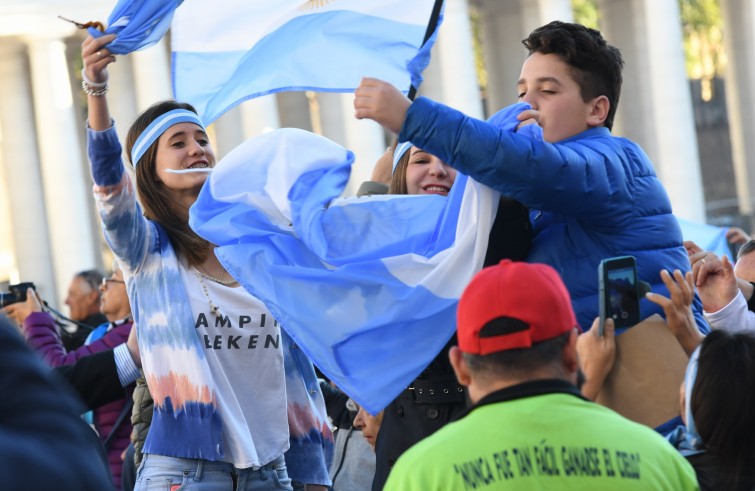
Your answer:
[81,68,108,88]
[82,79,108,96]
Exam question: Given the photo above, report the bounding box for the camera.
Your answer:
[0,282,36,308]
[598,256,640,334]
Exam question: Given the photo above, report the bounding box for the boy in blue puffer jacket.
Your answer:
[354,20,708,333]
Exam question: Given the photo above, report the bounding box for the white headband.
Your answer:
[131,109,206,166]
[392,141,413,173]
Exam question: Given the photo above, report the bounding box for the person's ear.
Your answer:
[449,346,472,387]
[87,287,101,305]
[586,95,610,127]
[563,328,580,373]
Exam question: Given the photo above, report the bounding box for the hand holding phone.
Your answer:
[599,256,640,336]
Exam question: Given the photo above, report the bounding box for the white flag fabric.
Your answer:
[190,128,497,413]
[172,0,441,123]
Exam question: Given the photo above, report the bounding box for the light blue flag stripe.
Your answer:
[676,217,731,260]
[90,1,441,125]
[190,128,497,413]
[89,0,182,54]
[173,4,440,123]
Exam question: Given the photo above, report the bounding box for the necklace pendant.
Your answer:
[195,269,224,318]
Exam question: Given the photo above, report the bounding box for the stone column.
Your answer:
[476,0,572,115]
[131,38,172,112]
[316,93,348,147]
[519,0,574,28]
[106,53,140,147]
[416,42,445,102]
[240,95,281,138]
[339,94,387,195]
[307,92,386,195]
[276,92,313,131]
[477,0,527,114]
[600,0,706,222]
[26,36,100,303]
[720,0,755,218]
[0,41,56,296]
[434,0,484,118]
[212,105,246,160]
[206,95,281,159]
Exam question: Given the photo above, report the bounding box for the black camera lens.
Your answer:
[0,292,19,308]
[0,282,35,308]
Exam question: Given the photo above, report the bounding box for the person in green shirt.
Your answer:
[384,260,699,491]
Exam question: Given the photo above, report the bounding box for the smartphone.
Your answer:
[598,256,640,335]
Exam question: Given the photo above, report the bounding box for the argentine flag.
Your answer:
[87,0,183,54]
[172,0,441,123]
[190,129,497,413]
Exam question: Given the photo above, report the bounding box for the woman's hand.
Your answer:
[81,33,117,86]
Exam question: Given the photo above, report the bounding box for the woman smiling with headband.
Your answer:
[371,142,531,490]
[82,33,331,491]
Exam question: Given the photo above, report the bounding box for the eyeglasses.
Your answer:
[101,278,125,288]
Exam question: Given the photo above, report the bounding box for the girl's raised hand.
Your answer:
[81,33,117,85]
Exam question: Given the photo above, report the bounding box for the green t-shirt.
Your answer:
[384,392,699,491]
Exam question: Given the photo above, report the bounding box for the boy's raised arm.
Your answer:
[354,77,411,134]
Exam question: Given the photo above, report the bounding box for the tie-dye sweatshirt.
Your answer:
[87,123,333,485]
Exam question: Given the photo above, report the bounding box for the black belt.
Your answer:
[404,378,466,404]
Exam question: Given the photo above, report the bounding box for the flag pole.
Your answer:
[407,0,444,101]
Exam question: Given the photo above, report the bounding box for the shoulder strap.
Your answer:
[103,397,134,450]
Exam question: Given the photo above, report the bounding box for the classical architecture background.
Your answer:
[0,0,751,306]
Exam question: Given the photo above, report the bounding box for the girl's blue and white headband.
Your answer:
[130,109,206,166]
[392,141,413,173]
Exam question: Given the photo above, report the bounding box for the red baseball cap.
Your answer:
[457,260,578,355]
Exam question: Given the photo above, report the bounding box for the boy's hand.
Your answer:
[516,108,541,131]
[354,78,410,134]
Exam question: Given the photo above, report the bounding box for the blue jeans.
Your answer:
[135,454,292,491]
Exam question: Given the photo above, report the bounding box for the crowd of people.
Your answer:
[1,19,754,491]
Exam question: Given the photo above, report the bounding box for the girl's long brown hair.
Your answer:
[388,146,413,195]
[124,100,209,266]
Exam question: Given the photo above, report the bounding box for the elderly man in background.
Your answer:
[62,269,109,349]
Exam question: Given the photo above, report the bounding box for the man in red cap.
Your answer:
[384,260,699,490]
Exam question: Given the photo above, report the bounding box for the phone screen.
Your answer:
[606,265,639,325]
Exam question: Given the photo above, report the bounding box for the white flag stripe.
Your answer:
[173,0,434,53]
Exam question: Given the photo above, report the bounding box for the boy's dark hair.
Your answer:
[692,330,755,487]
[462,331,570,380]
[522,21,624,130]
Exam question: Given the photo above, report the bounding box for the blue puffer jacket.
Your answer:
[400,98,708,332]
